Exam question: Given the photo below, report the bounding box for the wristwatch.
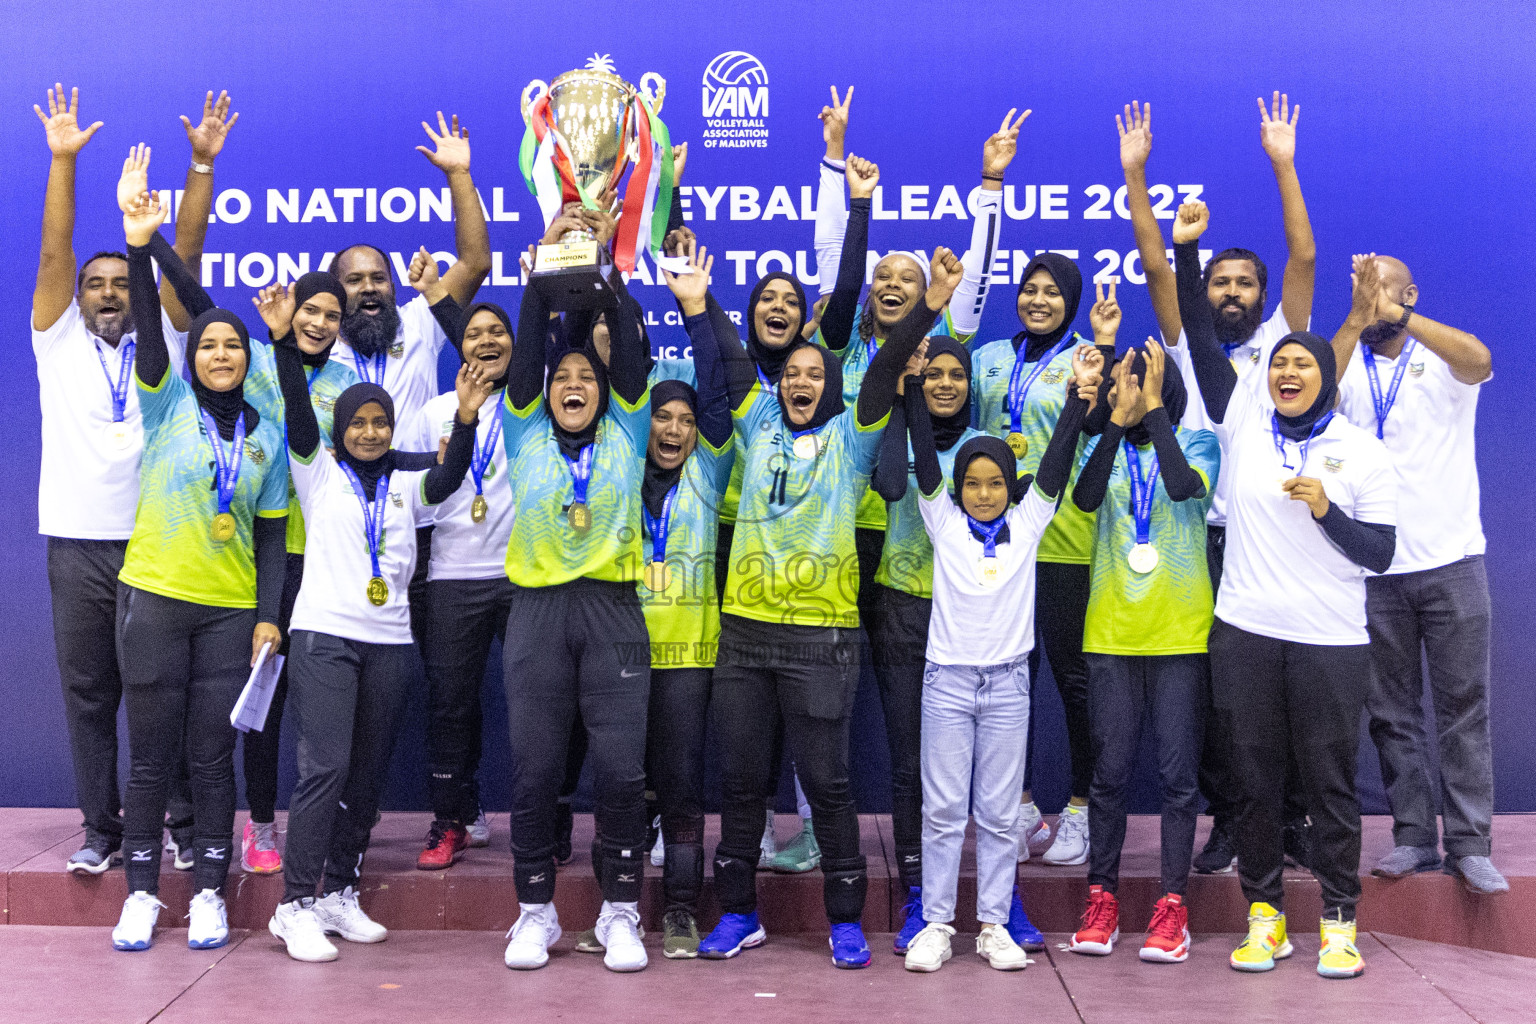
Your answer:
[1394,302,1414,331]
[190,161,213,174]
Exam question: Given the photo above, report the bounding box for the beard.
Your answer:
[1211,299,1264,347]
[1360,319,1404,349]
[82,307,135,345]
[340,293,401,357]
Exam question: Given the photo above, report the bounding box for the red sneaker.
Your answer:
[1068,885,1120,955]
[416,819,468,870]
[1140,893,1190,963]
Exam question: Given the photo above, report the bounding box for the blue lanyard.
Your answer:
[351,348,387,386]
[966,514,1006,556]
[201,410,246,516]
[642,483,680,561]
[95,339,135,422]
[755,363,773,394]
[562,443,594,505]
[1008,336,1073,435]
[1270,411,1334,475]
[305,364,322,387]
[1122,441,1161,546]
[1362,340,1417,440]
[865,336,879,365]
[337,462,389,580]
[470,414,504,497]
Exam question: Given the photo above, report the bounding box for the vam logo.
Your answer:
[702,52,769,149]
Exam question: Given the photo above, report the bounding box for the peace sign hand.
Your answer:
[820,85,853,159]
[1116,100,1152,171]
[181,90,238,164]
[982,108,1030,178]
[35,84,102,157]
[1258,91,1299,165]
[1089,277,1122,343]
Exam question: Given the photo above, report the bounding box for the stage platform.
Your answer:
[2,809,1530,961]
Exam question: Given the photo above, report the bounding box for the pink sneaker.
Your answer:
[242,820,283,874]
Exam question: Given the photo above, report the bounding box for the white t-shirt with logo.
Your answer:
[1169,307,1302,527]
[1336,341,1485,575]
[400,389,515,581]
[288,447,432,645]
[919,485,1058,665]
[328,294,449,438]
[1213,383,1398,646]
[32,300,187,539]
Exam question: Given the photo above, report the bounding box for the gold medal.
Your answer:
[568,502,591,532]
[792,433,819,460]
[104,421,133,450]
[367,576,389,606]
[209,512,236,543]
[1128,543,1160,574]
[471,494,488,524]
[644,560,672,593]
[1005,432,1028,459]
[975,555,1003,587]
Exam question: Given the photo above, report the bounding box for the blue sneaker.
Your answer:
[893,887,925,954]
[1007,886,1045,951]
[830,922,872,969]
[698,912,766,959]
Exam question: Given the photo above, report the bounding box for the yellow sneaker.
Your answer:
[1317,914,1364,978]
[1229,902,1293,972]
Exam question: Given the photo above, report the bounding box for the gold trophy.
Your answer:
[521,54,667,310]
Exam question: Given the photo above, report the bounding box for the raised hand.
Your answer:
[1282,475,1330,518]
[1258,91,1299,165]
[117,144,150,213]
[1172,201,1209,244]
[671,141,688,184]
[1116,100,1152,171]
[253,283,297,337]
[1142,338,1167,411]
[1089,278,1122,341]
[181,90,238,164]
[845,153,879,200]
[1348,253,1382,322]
[897,338,930,396]
[982,108,1030,178]
[408,246,442,293]
[580,205,619,247]
[416,111,471,175]
[820,85,853,159]
[924,248,964,309]
[35,84,102,156]
[455,360,498,421]
[662,242,713,316]
[122,190,168,247]
[1071,343,1105,409]
[662,224,697,257]
[1109,355,1144,426]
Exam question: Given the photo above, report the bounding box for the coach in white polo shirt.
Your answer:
[1333,255,1505,895]
[30,85,229,873]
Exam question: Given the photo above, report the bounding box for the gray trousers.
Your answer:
[1366,555,1494,858]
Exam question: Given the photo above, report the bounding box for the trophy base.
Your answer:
[530,240,615,311]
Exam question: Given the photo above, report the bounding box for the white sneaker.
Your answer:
[758,808,777,869]
[649,817,665,867]
[977,923,1030,970]
[466,811,491,848]
[1042,805,1090,866]
[270,898,339,962]
[903,922,954,973]
[164,831,194,871]
[112,891,166,951]
[314,886,388,943]
[505,903,562,970]
[1015,801,1051,863]
[595,901,648,972]
[187,889,229,949]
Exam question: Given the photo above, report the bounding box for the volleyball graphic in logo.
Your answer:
[702,51,769,120]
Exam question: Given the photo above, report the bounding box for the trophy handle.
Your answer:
[520,79,549,125]
[638,72,667,115]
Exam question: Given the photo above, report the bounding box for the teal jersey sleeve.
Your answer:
[649,357,696,387]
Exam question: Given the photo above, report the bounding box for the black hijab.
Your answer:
[331,382,396,496]
[1106,347,1189,446]
[187,308,260,441]
[746,272,808,384]
[292,271,347,369]
[458,301,514,391]
[643,379,698,517]
[1270,331,1338,441]
[921,334,973,452]
[951,435,1026,543]
[544,346,610,459]
[1012,253,1084,363]
[776,341,845,433]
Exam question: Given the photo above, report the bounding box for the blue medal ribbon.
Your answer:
[1270,410,1334,475]
[1362,339,1417,440]
[201,410,246,517]
[865,336,879,366]
[351,348,387,386]
[642,483,680,563]
[755,363,773,394]
[1122,440,1161,546]
[470,415,504,498]
[336,461,388,582]
[965,514,1007,557]
[1007,336,1073,435]
[95,339,136,423]
[563,443,594,506]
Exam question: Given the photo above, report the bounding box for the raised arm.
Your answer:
[1259,93,1315,334]
[873,370,918,501]
[606,268,648,405]
[423,363,494,503]
[418,112,491,308]
[148,231,214,320]
[661,245,731,447]
[164,90,238,331]
[1118,101,1181,345]
[907,370,944,497]
[1035,346,1102,500]
[950,108,1028,343]
[1172,203,1237,421]
[33,84,102,331]
[123,191,171,387]
[818,155,876,352]
[509,245,552,409]
[257,284,320,458]
[814,86,852,297]
[1338,254,1490,385]
[857,249,961,426]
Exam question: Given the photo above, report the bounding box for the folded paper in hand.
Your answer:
[231,642,284,733]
